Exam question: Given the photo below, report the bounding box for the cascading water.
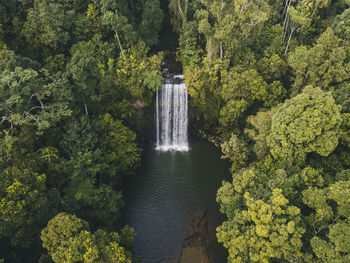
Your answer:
[156,76,189,151]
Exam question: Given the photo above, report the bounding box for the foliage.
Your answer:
[217,188,305,262]
[267,86,342,165]
[288,28,350,93]
[139,0,164,47]
[184,58,223,132]
[0,60,72,134]
[0,0,163,260]
[303,178,350,262]
[116,41,163,102]
[0,0,349,261]
[0,167,48,247]
[22,0,71,53]
[221,133,248,172]
[245,109,276,159]
[41,212,134,263]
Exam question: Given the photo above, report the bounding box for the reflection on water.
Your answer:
[123,139,230,263]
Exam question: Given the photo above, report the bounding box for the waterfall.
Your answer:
[156,76,189,151]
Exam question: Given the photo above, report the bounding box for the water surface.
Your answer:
[123,139,230,263]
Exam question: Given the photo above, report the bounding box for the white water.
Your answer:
[156,79,189,151]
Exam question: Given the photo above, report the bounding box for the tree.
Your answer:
[41,212,134,263]
[0,167,48,247]
[267,86,342,165]
[0,54,72,135]
[288,28,350,93]
[98,113,141,176]
[302,177,350,262]
[139,0,164,46]
[245,109,276,160]
[195,0,270,60]
[59,116,138,229]
[282,0,330,54]
[219,67,268,126]
[217,188,305,262]
[221,133,248,172]
[331,6,350,41]
[22,0,71,53]
[184,58,223,133]
[115,41,163,103]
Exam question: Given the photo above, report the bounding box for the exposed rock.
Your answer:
[184,209,210,248]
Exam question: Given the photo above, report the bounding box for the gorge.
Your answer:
[123,76,230,262]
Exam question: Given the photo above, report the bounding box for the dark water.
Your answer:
[123,139,230,263]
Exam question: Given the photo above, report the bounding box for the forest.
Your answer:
[0,0,349,262]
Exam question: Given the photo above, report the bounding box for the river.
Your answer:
[123,139,230,263]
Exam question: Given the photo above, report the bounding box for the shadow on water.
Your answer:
[123,139,231,263]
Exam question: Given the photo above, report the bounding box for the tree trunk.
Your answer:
[84,103,89,116]
[220,41,223,60]
[284,25,296,54]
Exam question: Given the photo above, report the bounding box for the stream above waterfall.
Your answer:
[123,139,230,263]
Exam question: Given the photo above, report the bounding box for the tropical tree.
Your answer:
[267,86,342,166]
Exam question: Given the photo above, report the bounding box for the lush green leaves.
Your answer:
[0,167,48,247]
[267,86,342,165]
[41,212,134,263]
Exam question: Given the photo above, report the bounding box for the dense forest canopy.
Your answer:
[169,0,350,262]
[0,0,349,262]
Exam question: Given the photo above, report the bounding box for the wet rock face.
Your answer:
[161,50,182,76]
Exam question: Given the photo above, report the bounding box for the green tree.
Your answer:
[221,133,248,172]
[184,58,223,132]
[59,115,139,229]
[267,86,342,165]
[139,0,164,47]
[0,167,48,247]
[288,28,350,93]
[219,67,268,126]
[22,0,71,53]
[195,0,270,60]
[0,61,72,135]
[332,7,350,41]
[41,212,134,263]
[115,41,163,103]
[217,188,305,263]
[245,109,276,160]
[302,177,350,262]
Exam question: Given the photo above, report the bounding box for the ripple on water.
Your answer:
[123,140,230,263]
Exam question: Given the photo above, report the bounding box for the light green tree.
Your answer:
[267,86,342,165]
[0,167,48,247]
[217,188,305,262]
[41,212,134,263]
[219,67,268,126]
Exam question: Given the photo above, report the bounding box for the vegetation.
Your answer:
[0,0,349,262]
[170,0,349,262]
[0,0,163,262]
